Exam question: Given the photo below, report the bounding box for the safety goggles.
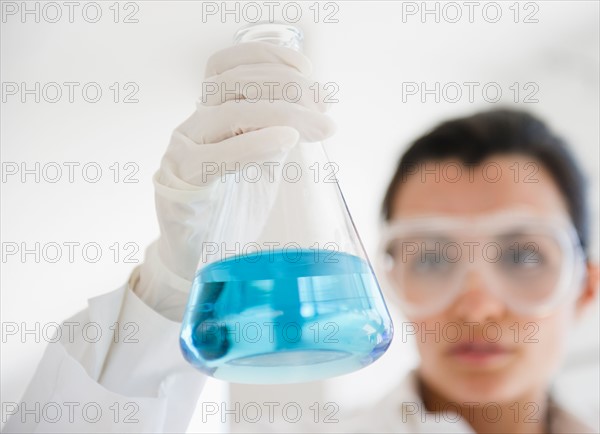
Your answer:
[377,210,586,318]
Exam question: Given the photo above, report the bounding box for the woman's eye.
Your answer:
[412,254,450,272]
[506,248,543,268]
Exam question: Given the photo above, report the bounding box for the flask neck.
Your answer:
[234,22,303,52]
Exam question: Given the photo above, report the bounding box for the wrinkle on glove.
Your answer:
[202,63,327,112]
[162,126,300,187]
[204,41,313,76]
[179,99,335,145]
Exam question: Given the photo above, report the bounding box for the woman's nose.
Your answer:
[449,269,508,323]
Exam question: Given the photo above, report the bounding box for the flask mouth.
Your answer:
[234,21,303,51]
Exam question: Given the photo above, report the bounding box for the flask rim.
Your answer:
[233,21,303,51]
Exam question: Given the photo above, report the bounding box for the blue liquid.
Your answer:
[180,249,393,384]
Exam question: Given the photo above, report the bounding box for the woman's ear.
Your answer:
[575,261,600,318]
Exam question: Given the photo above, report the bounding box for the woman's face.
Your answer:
[389,154,597,405]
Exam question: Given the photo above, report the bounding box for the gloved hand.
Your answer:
[131,41,336,321]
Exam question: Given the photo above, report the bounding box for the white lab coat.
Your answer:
[3,270,598,433]
[2,266,205,433]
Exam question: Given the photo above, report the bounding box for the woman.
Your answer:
[4,41,598,433]
[350,110,599,433]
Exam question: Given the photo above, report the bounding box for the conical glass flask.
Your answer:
[180,22,393,384]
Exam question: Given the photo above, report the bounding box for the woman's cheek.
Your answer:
[522,311,573,379]
[413,316,451,376]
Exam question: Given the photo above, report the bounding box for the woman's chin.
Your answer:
[428,365,526,405]
[458,380,517,404]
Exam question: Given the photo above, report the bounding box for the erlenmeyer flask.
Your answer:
[180,22,393,384]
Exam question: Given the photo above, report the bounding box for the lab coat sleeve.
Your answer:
[2,267,207,433]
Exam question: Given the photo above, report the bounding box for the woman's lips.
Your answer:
[446,341,514,366]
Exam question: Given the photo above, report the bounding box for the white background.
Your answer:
[1,1,598,432]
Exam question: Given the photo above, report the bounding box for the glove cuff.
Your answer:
[133,241,194,322]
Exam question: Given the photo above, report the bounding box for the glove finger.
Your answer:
[163,126,300,186]
[201,63,327,113]
[205,42,312,77]
[177,100,336,145]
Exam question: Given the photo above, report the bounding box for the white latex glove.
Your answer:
[132,41,336,321]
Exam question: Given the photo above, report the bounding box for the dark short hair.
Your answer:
[381,109,590,255]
